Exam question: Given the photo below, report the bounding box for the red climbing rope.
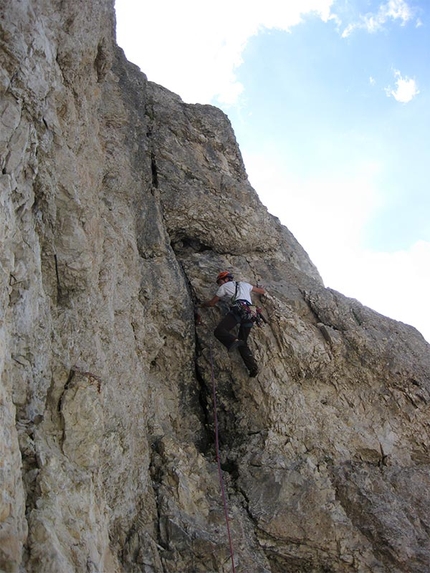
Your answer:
[209,344,236,573]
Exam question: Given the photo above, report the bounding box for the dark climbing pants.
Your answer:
[214,311,258,373]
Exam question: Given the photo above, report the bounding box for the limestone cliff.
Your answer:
[1,1,429,572]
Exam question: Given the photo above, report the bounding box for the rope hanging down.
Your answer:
[209,344,236,573]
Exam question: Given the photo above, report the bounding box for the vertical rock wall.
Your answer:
[1,1,429,572]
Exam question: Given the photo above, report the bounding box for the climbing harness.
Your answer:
[231,282,267,327]
[232,300,266,326]
[209,343,236,573]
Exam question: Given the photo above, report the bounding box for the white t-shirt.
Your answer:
[216,281,253,304]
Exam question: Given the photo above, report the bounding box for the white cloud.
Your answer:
[116,1,421,105]
[115,0,335,104]
[341,0,415,37]
[116,0,419,104]
[385,69,419,103]
[383,0,414,23]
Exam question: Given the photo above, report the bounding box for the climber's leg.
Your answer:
[214,312,241,350]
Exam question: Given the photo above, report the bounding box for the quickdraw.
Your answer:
[232,300,266,326]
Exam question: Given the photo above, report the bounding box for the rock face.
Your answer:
[1,1,429,572]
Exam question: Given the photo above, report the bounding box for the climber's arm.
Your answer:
[252,286,266,295]
[201,295,220,308]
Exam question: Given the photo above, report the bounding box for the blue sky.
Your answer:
[115,0,430,342]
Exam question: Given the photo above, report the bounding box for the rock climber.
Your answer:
[200,271,266,377]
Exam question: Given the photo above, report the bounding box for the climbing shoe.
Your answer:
[229,339,245,352]
[249,367,259,378]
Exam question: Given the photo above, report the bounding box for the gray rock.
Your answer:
[0,0,429,572]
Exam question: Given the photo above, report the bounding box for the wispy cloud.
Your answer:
[385,69,419,103]
[341,0,416,37]
[384,0,414,22]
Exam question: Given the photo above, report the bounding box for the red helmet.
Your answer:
[216,271,234,283]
